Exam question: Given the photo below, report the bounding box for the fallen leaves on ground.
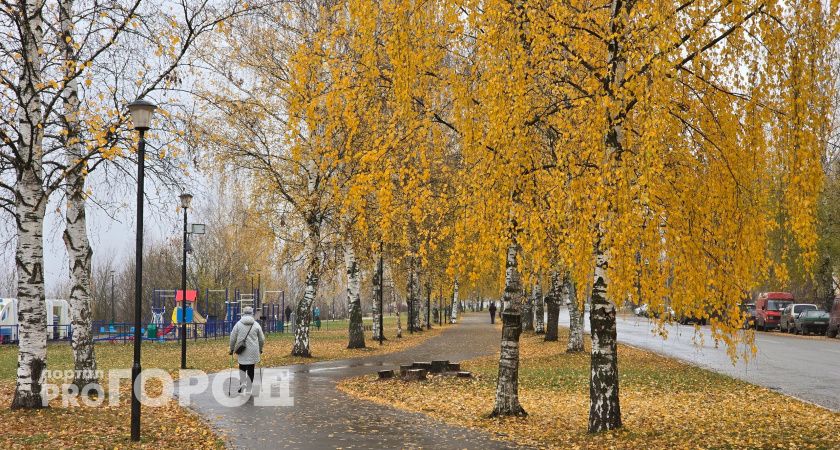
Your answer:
[339,329,840,449]
[0,317,442,448]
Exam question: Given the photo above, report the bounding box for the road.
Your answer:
[559,308,840,411]
[179,314,521,449]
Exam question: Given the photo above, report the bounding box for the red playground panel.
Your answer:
[175,290,198,302]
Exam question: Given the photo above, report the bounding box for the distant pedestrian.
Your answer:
[285,305,292,324]
[314,306,321,330]
[489,302,497,324]
[229,306,265,394]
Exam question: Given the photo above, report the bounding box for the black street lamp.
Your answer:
[127,97,156,442]
[378,241,383,345]
[179,192,193,370]
[110,270,115,323]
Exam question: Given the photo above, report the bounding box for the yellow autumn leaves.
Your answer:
[195,0,837,360]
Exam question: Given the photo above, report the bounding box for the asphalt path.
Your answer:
[178,313,522,449]
[559,308,840,411]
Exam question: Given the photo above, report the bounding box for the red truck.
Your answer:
[754,292,794,331]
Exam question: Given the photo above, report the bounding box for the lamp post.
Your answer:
[110,270,115,323]
[378,241,383,345]
[127,97,156,442]
[179,192,193,370]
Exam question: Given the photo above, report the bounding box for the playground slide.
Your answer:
[193,310,207,324]
[159,323,176,337]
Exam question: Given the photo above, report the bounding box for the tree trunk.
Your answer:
[588,234,621,432]
[450,278,459,324]
[386,261,402,338]
[491,241,526,417]
[522,283,535,332]
[372,257,384,341]
[566,274,585,353]
[406,258,420,332]
[60,0,97,391]
[544,271,561,342]
[292,267,319,357]
[345,245,365,349]
[12,0,48,410]
[534,278,544,334]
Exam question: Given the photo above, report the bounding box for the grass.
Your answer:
[0,315,441,449]
[339,327,840,449]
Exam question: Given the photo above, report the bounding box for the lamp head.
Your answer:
[127,98,157,131]
[179,192,193,209]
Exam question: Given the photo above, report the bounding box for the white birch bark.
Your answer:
[345,244,365,348]
[491,240,526,417]
[588,233,621,431]
[450,278,459,324]
[292,220,321,356]
[12,0,49,409]
[60,0,98,390]
[566,274,584,353]
[587,0,627,431]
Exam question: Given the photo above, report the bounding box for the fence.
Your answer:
[0,324,72,345]
[0,318,287,345]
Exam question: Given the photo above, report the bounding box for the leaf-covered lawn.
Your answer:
[339,329,840,449]
[0,317,440,448]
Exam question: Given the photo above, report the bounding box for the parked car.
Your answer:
[827,301,840,338]
[634,304,649,317]
[754,292,794,331]
[780,303,817,333]
[677,313,706,325]
[740,303,756,329]
[793,309,830,335]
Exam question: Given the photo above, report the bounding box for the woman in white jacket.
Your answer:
[229,307,265,393]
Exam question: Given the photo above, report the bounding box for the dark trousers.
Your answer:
[490,311,496,324]
[239,364,255,389]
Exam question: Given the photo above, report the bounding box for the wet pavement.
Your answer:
[180,313,521,449]
[559,309,840,412]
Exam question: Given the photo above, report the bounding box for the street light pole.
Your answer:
[128,98,156,442]
[378,241,383,345]
[110,270,115,323]
[179,192,192,370]
[426,277,431,330]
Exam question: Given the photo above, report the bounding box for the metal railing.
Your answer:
[0,324,72,345]
[0,319,289,345]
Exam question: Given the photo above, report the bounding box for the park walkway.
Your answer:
[183,313,521,449]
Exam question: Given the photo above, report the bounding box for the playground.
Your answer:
[0,286,290,346]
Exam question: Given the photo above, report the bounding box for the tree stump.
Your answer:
[378,370,394,380]
[412,361,432,371]
[399,365,413,377]
[403,369,427,381]
[431,360,449,373]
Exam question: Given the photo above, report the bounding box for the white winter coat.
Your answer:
[229,315,265,365]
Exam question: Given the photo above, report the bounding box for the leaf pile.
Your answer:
[0,317,441,448]
[339,329,840,449]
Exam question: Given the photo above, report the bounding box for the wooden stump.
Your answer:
[412,361,433,371]
[399,365,413,377]
[446,362,461,372]
[431,360,449,373]
[378,370,395,380]
[403,369,427,381]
